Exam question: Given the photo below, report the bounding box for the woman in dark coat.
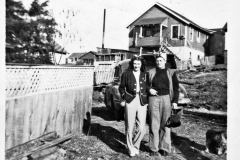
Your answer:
[119,56,149,157]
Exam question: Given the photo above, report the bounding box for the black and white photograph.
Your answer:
[3,0,239,159]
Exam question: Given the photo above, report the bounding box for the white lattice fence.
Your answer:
[6,66,94,99]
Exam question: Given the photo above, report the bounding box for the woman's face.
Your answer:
[133,60,142,72]
[156,57,166,69]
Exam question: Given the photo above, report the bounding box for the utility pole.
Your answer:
[102,9,106,49]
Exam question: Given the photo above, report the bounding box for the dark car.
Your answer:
[104,54,191,121]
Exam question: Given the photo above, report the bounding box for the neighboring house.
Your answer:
[67,51,96,65]
[208,23,227,56]
[50,42,69,64]
[95,47,136,66]
[127,2,212,66]
[204,23,227,65]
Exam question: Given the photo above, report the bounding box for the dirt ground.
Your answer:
[54,105,226,160]
[43,70,227,160]
[178,70,227,111]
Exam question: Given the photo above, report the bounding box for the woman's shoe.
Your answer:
[133,147,139,155]
[150,151,161,157]
[135,149,139,155]
[159,150,169,156]
[129,152,135,157]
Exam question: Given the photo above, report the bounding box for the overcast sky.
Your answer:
[21,0,228,53]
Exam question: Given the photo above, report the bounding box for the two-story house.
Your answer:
[127,2,212,66]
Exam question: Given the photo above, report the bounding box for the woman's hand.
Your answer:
[149,88,158,96]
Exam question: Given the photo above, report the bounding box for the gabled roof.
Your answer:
[208,23,227,34]
[51,42,69,54]
[88,51,97,54]
[135,17,167,26]
[127,2,211,34]
[68,51,97,59]
[223,23,227,32]
[68,53,87,59]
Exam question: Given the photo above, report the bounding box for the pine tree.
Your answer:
[6,0,58,64]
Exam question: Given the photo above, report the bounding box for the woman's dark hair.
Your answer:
[129,56,146,72]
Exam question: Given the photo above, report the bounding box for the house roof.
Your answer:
[68,51,97,59]
[96,47,137,54]
[127,2,211,34]
[88,51,97,54]
[208,23,227,34]
[223,23,227,31]
[68,53,87,59]
[50,42,69,54]
[135,17,167,26]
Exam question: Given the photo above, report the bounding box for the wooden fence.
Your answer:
[94,64,115,85]
[5,65,94,150]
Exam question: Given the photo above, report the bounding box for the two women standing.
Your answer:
[119,53,179,157]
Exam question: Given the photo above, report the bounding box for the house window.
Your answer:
[111,55,115,61]
[197,55,200,60]
[189,28,194,41]
[75,58,77,61]
[101,55,104,61]
[89,59,93,65]
[96,55,99,61]
[171,25,180,39]
[197,31,200,42]
[105,55,110,61]
[84,59,88,65]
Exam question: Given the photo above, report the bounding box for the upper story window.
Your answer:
[171,25,180,39]
[197,31,200,42]
[142,24,160,37]
[189,28,194,41]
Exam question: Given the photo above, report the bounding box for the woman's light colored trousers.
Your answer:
[125,94,147,155]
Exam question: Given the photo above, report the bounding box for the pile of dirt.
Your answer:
[178,70,227,111]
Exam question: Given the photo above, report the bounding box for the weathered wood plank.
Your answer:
[14,97,25,150]
[31,93,44,140]
[10,134,74,160]
[41,92,53,135]
[5,132,57,159]
[22,96,33,145]
[5,100,14,149]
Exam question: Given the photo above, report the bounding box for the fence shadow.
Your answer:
[88,109,149,155]
[88,123,127,155]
